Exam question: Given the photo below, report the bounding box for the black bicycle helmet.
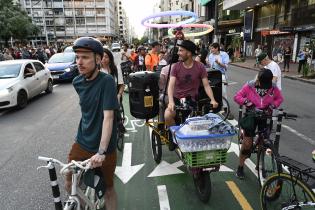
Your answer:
[73,37,104,58]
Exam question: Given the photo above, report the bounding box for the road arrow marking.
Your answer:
[115,143,144,184]
[148,161,184,177]
[220,165,234,172]
[157,185,170,210]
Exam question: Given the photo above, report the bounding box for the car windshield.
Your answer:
[0,64,21,79]
[48,53,75,63]
[64,46,73,52]
[112,43,120,48]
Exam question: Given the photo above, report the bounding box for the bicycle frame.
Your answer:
[38,157,103,210]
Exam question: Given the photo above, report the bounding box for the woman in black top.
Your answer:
[283,47,291,72]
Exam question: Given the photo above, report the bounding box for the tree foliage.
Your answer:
[0,0,39,44]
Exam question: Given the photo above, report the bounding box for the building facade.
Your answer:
[223,0,315,61]
[20,0,118,45]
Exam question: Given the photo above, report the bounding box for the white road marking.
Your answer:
[115,143,145,184]
[228,81,238,85]
[148,161,184,177]
[157,185,171,210]
[53,84,59,88]
[282,124,315,145]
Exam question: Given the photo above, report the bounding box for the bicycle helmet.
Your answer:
[73,37,104,59]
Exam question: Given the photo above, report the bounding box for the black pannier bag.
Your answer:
[198,70,222,113]
[128,71,159,119]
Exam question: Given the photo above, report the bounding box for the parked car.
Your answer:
[64,46,74,53]
[45,52,78,81]
[111,43,121,52]
[0,59,53,109]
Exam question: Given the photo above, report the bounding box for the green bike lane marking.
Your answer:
[113,95,261,210]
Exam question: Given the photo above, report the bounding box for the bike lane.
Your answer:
[114,95,261,210]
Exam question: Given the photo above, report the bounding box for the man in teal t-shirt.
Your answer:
[66,37,118,210]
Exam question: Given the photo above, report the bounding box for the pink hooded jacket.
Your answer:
[234,81,284,109]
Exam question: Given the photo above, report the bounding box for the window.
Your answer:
[76,17,85,25]
[33,62,45,72]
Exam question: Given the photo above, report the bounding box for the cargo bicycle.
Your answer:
[146,97,236,203]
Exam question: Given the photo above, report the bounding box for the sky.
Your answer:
[121,0,160,39]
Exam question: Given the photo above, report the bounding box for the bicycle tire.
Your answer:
[220,96,230,121]
[151,130,162,163]
[260,173,315,210]
[193,171,211,203]
[117,131,124,151]
[257,144,281,187]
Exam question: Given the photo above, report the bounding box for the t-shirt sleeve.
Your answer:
[222,52,229,66]
[103,76,119,110]
[170,63,178,77]
[145,54,151,66]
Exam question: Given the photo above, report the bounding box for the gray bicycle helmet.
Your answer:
[73,37,104,59]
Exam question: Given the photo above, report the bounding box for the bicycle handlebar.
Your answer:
[38,156,91,174]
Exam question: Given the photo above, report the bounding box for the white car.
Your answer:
[111,43,121,52]
[0,59,53,109]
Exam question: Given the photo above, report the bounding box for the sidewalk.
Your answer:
[230,58,315,85]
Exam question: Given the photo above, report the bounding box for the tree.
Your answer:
[140,36,149,45]
[231,36,242,60]
[0,0,39,46]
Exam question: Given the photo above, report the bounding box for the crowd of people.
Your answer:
[0,45,67,63]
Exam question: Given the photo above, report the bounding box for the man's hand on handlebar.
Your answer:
[90,153,105,168]
[210,100,219,108]
[168,102,175,112]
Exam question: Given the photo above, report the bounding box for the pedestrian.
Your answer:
[297,48,307,74]
[3,48,14,60]
[133,46,146,71]
[208,42,230,110]
[121,43,131,62]
[195,44,209,67]
[37,47,48,64]
[283,47,291,72]
[254,45,262,67]
[0,50,5,61]
[66,37,118,210]
[21,46,30,59]
[257,53,282,90]
[145,41,161,71]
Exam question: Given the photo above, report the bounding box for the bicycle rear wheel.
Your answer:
[260,173,315,210]
[151,130,162,163]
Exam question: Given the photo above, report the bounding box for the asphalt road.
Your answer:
[0,66,314,210]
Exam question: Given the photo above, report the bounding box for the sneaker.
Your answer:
[236,166,245,179]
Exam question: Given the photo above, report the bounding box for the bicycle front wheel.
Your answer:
[220,96,230,121]
[260,173,315,210]
[257,145,281,186]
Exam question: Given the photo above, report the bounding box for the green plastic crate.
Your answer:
[183,149,228,167]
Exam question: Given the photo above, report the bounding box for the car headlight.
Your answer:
[65,67,71,72]
[0,87,13,97]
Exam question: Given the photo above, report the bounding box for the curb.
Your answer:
[230,63,315,85]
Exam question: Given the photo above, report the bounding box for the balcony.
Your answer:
[256,15,275,31]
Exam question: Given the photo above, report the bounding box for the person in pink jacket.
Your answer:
[234,69,283,179]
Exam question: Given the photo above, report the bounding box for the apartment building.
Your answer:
[20,0,118,44]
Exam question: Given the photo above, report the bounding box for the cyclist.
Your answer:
[234,69,284,179]
[165,40,219,150]
[67,37,118,210]
[101,48,126,133]
[145,41,160,71]
[158,47,180,125]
